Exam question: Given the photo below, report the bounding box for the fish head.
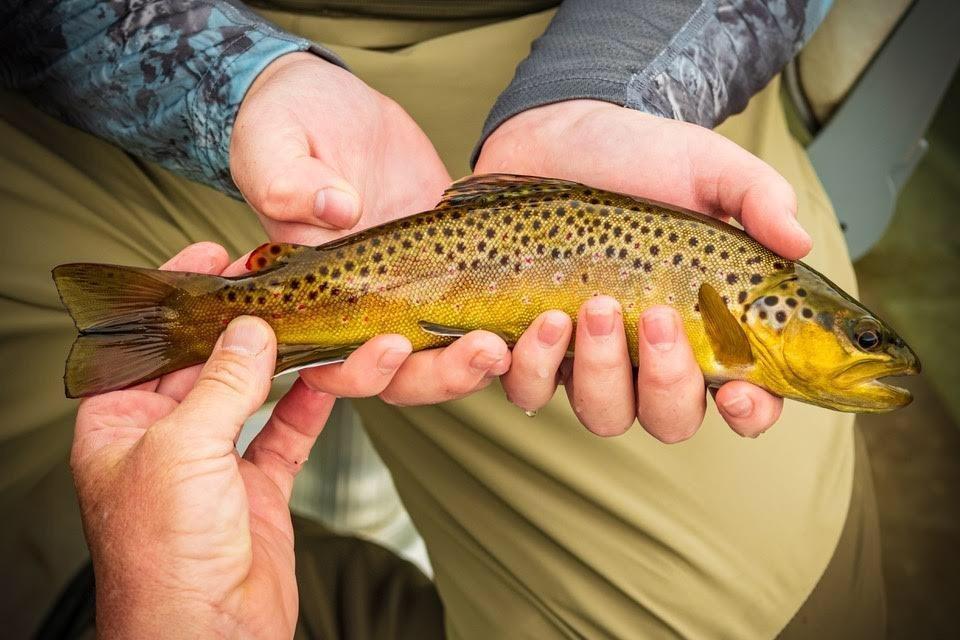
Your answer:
[745,264,920,413]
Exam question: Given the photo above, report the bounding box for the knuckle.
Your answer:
[199,354,252,397]
[641,360,692,390]
[261,173,299,219]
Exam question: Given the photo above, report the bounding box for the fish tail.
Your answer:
[52,263,216,398]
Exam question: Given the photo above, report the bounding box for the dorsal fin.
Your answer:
[245,242,311,272]
[437,174,585,208]
[698,283,754,367]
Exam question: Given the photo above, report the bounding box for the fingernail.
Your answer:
[723,394,753,418]
[538,313,566,347]
[585,300,618,337]
[642,310,677,351]
[222,317,269,356]
[470,350,502,372]
[786,214,812,247]
[377,348,408,374]
[314,187,359,228]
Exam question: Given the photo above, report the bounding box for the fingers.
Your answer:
[379,331,510,406]
[688,130,812,260]
[566,297,635,437]
[714,381,784,438]
[299,334,412,397]
[164,317,277,444]
[635,306,707,443]
[502,311,572,412]
[243,379,335,501]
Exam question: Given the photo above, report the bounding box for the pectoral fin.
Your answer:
[698,283,754,367]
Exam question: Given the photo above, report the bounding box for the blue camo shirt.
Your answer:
[1,1,831,197]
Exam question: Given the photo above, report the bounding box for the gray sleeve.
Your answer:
[478,0,826,157]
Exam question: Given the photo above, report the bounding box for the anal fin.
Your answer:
[275,343,362,375]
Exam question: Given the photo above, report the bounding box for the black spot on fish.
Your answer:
[740,313,747,323]
[605,246,616,258]
[650,245,659,256]
[551,248,562,259]
[290,279,300,289]
[613,226,623,237]
[258,296,266,304]
[691,257,701,268]
[797,288,808,297]
[305,274,316,284]
[345,262,356,272]
[581,273,589,283]
[359,266,370,277]
[270,245,281,255]
[227,291,236,302]
[776,311,787,323]
[668,232,678,243]
[641,226,650,234]
[727,274,739,284]
[548,226,560,238]
[624,233,633,243]
[689,237,698,247]
[704,244,715,254]
[256,257,267,268]
[331,269,341,279]
[427,227,437,237]
[456,242,466,253]
[499,255,510,266]
[673,254,683,265]
[283,293,293,303]
[486,228,495,239]
[619,248,628,259]
[308,291,318,300]
[764,296,778,305]
[773,261,785,270]
[786,298,797,308]
[750,274,762,285]
[643,262,653,273]
[372,252,383,263]
[434,244,443,255]
[633,258,643,269]
[759,310,767,320]
[737,290,747,303]
[377,265,387,275]
[244,295,252,303]
[371,237,381,246]
[387,245,397,255]
[720,250,729,259]
[654,228,663,238]
[402,239,413,249]
[442,227,453,237]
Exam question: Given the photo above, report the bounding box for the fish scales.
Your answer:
[205,186,777,371]
[53,174,920,411]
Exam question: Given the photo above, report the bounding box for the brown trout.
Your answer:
[53,174,919,412]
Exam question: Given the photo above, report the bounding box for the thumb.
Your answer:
[231,115,360,231]
[169,317,277,444]
[255,155,361,230]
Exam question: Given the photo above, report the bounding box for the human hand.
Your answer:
[231,52,516,407]
[475,100,813,440]
[71,243,334,639]
[231,52,450,243]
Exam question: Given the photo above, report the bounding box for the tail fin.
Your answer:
[53,263,217,398]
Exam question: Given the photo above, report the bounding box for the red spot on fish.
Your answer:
[297,304,306,311]
[272,313,282,319]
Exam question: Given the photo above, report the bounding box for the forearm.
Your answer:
[0,0,345,197]
[479,0,831,153]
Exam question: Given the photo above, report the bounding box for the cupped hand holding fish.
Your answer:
[70,243,334,639]
[476,100,814,440]
[229,52,515,408]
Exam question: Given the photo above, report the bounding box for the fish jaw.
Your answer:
[828,355,921,413]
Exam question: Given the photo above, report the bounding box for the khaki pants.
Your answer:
[1,8,883,639]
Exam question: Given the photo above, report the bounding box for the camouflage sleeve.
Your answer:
[478,0,833,155]
[0,0,346,197]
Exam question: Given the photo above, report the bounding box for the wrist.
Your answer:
[476,100,620,173]
[94,568,239,640]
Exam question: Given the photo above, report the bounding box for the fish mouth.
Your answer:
[835,358,921,412]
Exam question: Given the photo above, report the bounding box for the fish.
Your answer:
[52,174,920,412]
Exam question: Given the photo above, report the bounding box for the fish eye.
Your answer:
[853,318,883,352]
